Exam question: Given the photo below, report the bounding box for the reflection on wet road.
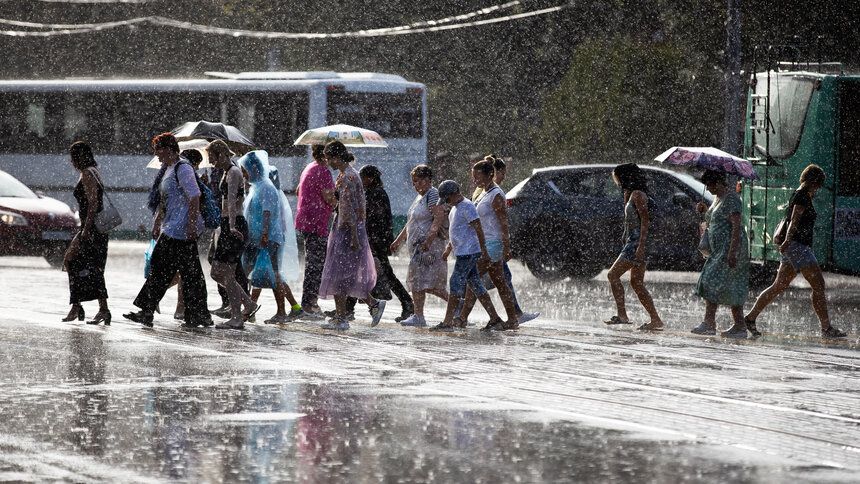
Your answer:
[0,242,858,482]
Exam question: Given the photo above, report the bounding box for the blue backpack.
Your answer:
[174,161,221,229]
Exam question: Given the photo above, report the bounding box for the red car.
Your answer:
[0,169,79,267]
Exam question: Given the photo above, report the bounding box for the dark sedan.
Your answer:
[507,164,714,280]
[0,169,78,267]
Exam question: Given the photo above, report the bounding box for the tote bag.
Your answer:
[89,168,122,233]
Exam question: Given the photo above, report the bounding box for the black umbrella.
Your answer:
[170,120,255,155]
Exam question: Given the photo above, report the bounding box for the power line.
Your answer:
[0,1,565,38]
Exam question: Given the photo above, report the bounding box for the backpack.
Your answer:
[174,160,221,229]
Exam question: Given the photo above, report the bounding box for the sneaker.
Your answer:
[323,309,337,318]
[721,326,748,339]
[399,314,427,327]
[744,316,762,338]
[429,322,455,332]
[822,326,847,339]
[264,314,290,325]
[173,311,185,321]
[124,310,154,327]
[212,308,233,319]
[517,312,540,324]
[321,318,350,331]
[286,307,305,321]
[215,318,244,330]
[369,300,386,327]
[302,310,326,321]
[690,322,716,335]
[395,310,414,323]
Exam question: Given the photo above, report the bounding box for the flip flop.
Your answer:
[603,316,631,325]
[637,323,663,331]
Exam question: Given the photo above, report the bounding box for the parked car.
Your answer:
[507,164,714,280]
[0,169,78,267]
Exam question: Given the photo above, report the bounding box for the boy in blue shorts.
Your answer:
[430,180,503,332]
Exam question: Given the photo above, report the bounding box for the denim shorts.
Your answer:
[449,253,487,298]
[780,241,818,271]
[618,227,648,265]
[485,239,504,263]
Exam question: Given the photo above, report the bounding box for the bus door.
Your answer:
[834,79,860,273]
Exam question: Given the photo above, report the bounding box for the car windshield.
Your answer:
[0,170,38,198]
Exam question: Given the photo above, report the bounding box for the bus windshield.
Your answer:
[752,73,815,159]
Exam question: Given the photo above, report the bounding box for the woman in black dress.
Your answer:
[62,141,111,325]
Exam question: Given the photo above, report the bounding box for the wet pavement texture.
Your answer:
[0,242,858,483]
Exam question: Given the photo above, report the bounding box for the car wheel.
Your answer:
[524,251,569,281]
[566,263,603,280]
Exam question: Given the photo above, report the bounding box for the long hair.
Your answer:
[359,164,383,189]
[612,163,648,194]
[70,141,97,169]
[323,140,355,164]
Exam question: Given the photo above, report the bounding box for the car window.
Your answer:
[551,172,621,199]
[0,171,37,198]
[645,173,678,202]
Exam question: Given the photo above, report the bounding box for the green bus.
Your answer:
[741,65,860,281]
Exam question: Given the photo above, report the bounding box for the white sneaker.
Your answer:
[321,318,350,331]
[286,308,305,321]
[369,300,386,327]
[518,312,540,324]
[399,314,427,327]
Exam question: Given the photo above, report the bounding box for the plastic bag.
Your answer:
[144,238,157,278]
[250,249,277,289]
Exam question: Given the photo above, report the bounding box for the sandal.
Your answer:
[744,316,761,338]
[429,322,456,332]
[496,320,520,331]
[636,322,663,331]
[822,326,847,339]
[481,318,504,332]
[603,315,631,325]
[453,316,468,329]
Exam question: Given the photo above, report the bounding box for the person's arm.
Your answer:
[491,192,512,261]
[151,207,163,240]
[442,242,452,261]
[81,169,99,239]
[470,218,490,262]
[322,188,337,207]
[318,169,338,207]
[728,213,742,268]
[177,163,201,241]
[632,190,649,261]
[392,225,408,254]
[779,204,806,253]
[421,205,446,253]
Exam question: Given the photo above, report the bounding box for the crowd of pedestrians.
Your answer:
[60,135,846,339]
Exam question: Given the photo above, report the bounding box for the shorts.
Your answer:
[618,227,648,265]
[780,241,817,271]
[213,216,248,264]
[485,238,504,263]
[449,253,487,298]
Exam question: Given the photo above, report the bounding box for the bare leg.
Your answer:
[629,263,662,326]
[427,288,449,301]
[746,263,796,321]
[441,294,460,325]
[458,288,477,322]
[606,258,635,322]
[413,291,426,318]
[488,261,517,324]
[703,300,718,328]
[334,295,348,318]
[729,305,745,330]
[251,287,261,303]
[476,292,501,322]
[799,264,831,330]
[98,298,108,312]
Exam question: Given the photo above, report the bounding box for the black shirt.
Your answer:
[364,184,394,256]
[785,188,817,247]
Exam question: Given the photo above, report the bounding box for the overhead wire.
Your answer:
[0,0,566,38]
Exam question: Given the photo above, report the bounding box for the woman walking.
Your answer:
[207,140,257,330]
[317,141,386,330]
[689,170,750,338]
[344,165,414,321]
[294,145,337,319]
[744,165,847,339]
[390,165,449,327]
[62,141,111,325]
[239,151,300,325]
[604,163,663,331]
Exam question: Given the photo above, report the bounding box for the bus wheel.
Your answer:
[749,262,778,289]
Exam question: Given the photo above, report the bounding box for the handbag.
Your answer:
[250,249,277,289]
[697,226,711,258]
[773,218,788,245]
[89,168,122,233]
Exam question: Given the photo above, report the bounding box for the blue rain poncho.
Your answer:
[238,150,300,283]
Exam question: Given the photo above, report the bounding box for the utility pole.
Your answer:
[723,0,742,156]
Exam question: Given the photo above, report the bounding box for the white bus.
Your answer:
[0,71,427,235]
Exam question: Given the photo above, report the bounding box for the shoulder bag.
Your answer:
[773,218,788,245]
[89,168,122,233]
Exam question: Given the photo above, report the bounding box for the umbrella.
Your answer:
[293,124,388,148]
[655,146,760,180]
[146,139,213,169]
[170,120,255,155]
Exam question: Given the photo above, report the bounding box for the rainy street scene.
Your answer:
[1,1,860,483]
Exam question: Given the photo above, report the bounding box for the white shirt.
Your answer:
[448,199,481,256]
[475,185,505,241]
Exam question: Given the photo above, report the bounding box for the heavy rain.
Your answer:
[0,1,859,483]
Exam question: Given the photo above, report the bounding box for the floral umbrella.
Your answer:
[655,147,760,180]
[293,124,388,148]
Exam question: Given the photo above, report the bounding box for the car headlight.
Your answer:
[0,210,28,226]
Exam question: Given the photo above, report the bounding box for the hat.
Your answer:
[437,180,460,205]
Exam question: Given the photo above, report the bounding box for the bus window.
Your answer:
[839,81,860,197]
[226,91,309,157]
[326,91,422,139]
[752,74,814,159]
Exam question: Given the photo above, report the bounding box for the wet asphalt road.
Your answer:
[0,241,858,483]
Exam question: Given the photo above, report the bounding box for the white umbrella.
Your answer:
[293,124,388,148]
[146,139,213,169]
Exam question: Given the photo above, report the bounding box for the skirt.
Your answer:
[405,236,447,293]
[318,221,377,299]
